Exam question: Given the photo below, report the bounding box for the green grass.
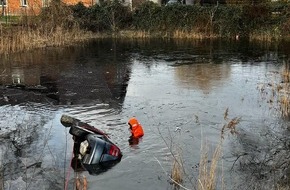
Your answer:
[0,15,20,23]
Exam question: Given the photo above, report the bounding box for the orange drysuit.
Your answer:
[128,117,144,138]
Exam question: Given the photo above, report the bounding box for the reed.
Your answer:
[117,30,211,39]
[249,27,282,42]
[260,62,290,118]
[197,109,239,190]
[0,26,95,54]
[198,141,222,190]
[282,64,290,83]
[171,153,183,189]
[249,32,274,42]
[164,109,240,190]
[172,30,215,39]
[280,64,290,117]
[117,30,150,38]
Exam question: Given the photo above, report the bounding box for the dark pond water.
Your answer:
[1,38,290,190]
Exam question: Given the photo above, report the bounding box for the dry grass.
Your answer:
[198,110,239,190]
[249,29,281,42]
[282,64,290,83]
[279,64,290,117]
[167,140,223,190]
[224,117,240,135]
[116,29,218,39]
[280,93,290,117]
[166,110,240,190]
[0,26,96,54]
[1,26,222,55]
[259,62,290,118]
[1,27,217,55]
[198,142,222,190]
[171,153,184,189]
[172,30,218,39]
[0,0,101,55]
[117,30,151,38]
[221,108,240,139]
[249,32,273,42]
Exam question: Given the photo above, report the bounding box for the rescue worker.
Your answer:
[128,117,144,138]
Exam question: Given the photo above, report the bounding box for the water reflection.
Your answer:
[174,63,230,92]
[0,40,132,107]
[128,136,141,147]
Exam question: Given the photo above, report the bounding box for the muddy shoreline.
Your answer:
[0,85,59,106]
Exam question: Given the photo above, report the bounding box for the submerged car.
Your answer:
[60,114,122,175]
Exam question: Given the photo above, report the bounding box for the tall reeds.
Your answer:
[162,109,240,190]
[172,30,215,39]
[0,26,95,54]
[198,142,222,190]
[117,30,150,38]
[279,63,290,117]
[171,152,184,189]
[197,110,239,190]
[259,61,290,118]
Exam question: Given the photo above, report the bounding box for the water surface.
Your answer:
[0,39,289,190]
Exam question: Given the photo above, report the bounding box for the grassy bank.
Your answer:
[0,26,99,54]
[1,0,290,54]
[0,1,100,54]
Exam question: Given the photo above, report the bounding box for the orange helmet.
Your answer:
[128,117,139,128]
[128,117,144,138]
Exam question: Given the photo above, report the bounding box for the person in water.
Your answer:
[128,117,144,138]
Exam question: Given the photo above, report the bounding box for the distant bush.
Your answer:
[67,1,290,39]
[132,2,290,39]
[132,1,161,30]
[39,0,76,30]
[132,3,242,37]
[70,0,132,32]
[206,6,236,36]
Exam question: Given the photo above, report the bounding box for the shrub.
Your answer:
[38,0,76,31]
[132,1,161,30]
[70,0,132,32]
[66,1,290,39]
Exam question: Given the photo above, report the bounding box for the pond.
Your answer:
[0,38,290,190]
